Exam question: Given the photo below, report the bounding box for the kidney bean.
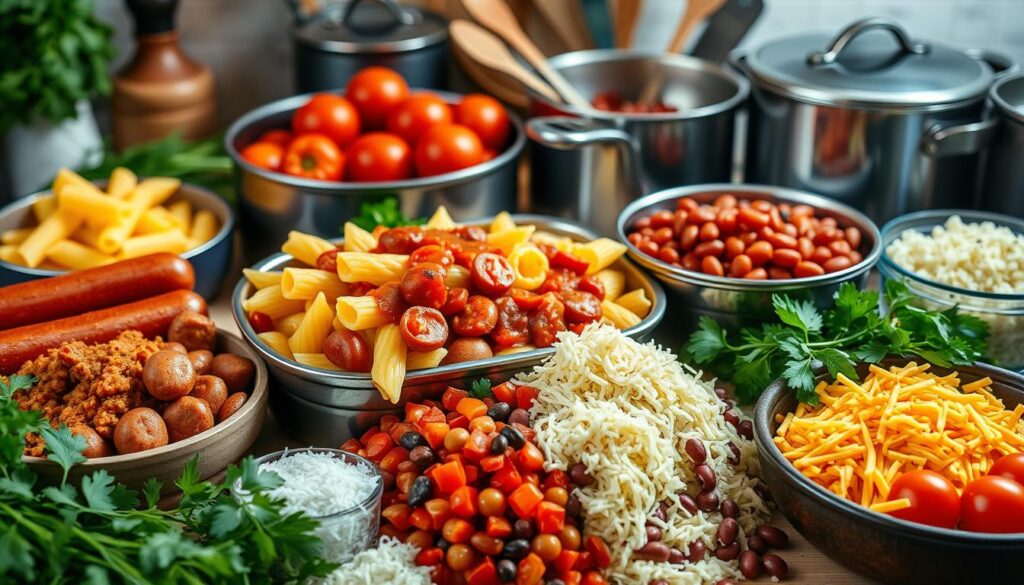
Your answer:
[755,525,790,549]
[408,476,432,507]
[723,409,740,427]
[566,492,582,518]
[724,236,745,259]
[739,231,758,245]
[763,553,789,578]
[504,538,530,560]
[645,523,662,543]
[714,194,737,208]
[690,206,716,224]
[720,498,739,518]
[409,445,436,468]
[727,442,741,465]
[668,548,686,564]
[810,246,833,264]
[680,225,700,250]
[701,255,724,276]
[845,226,862,248]
[640,227,655,237]
[743,241,772,266]
[740,550,762,579]
[715,581,737,585]
[627,232,644,246]
[782,223,798,237]
[508,408,530,427]
[717,517,738,545]
[681,253,700,271]
[569,462,593,486]
[652,227,674,245]
[634,541,671,562]
[821,216,838,227]
[715,542,741,561]
[694,239,725,258]
[677,197,699,211]
[730,254,753,277]
[747,534,767,554]
[797,236,815,258]
[813,227,839,245]
[700,222,720,241]
[673,210,689,233]
[793,261,825,278]
[754,482,774,503]
[714,387,729,400]
[772,248,801,268]
[824,255,853,273]
[696,491,719,512]
[638,240,659,257]
[768,232,797,250]
[717,208,738,232]
[685,438,707,464]
[513,519,534,540]
[678,493,698,516]
[827,240,851,256]
[658,246,680,265]
[687,540,706,562]
[744,267,768,280]
[738,207,769,228]
[649,209,674,228]
[849,250,863,264]
[633,216,652,230]
[768,267,792,280]
[657,501,670,521]
[695,464,717,492]
[737,420,754,440]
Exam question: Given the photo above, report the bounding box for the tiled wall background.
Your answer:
[92,0,1024,127]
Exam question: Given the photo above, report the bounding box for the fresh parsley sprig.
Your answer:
[349,197,426,232]
[686,280,989,404]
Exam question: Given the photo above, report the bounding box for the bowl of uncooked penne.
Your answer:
[0,168,234,299]
[231,210,666,440]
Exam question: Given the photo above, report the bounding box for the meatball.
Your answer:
[187,350,214,375]
[70,423,112,458]
[163,396,215,443]
[218,392,248,421]
[190,375,228,412]
[210,353,255,393]
[113,408,169,454]
[143,350,196,401]
[161,342,188,354]
[441,337,493,365]
[167,310,216,352]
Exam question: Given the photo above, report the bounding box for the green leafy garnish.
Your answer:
[470,379,493,398]
[349,197,425,232]
[685,281,989,404]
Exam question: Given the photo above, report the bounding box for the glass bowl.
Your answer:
[878,209,1024,371]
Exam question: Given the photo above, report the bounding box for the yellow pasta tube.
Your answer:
[335,252,408,285]
[32,195,57,223]
[72,224,105,249]
[189,209,218,245]
[487,225,536,255]
[276,312,307,337]
[425,206,455,229]
[167,200,192,232]
[288,292,334,354]
[601,300,642,329]
[131,178,181,208]
[106,167,137,199]
[336,295,391,330]
[257,331,294,360]
[51,167,95,195]
[243,286,307,320]
[343,222,378,252]
[120,230,189,259]
[445,264,471,289]
[46,239,115,270]
[98,179,180,253]
[19,211,84,267]
[508,244,549,290]
[496,344,537,356]
[575,238,628,275]
[135,207,181,235]
[372,323,407,403]
[1,227,33,246]
[0,245,25,265]
[615,288,652,317]
[282,231,335,267]
[407,348,448,370]
[489,211,516,234]
[281,267,348,301]
[293,353,340,370]
[593,269,626,301]
[243,268,284,290]
[58,184,133,227]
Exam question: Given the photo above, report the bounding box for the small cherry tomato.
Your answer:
[257,129,293,148]
[400,306,449,352]
[283,134,345,181]
[886,470,961,529]
[323,329,371,371]
[247,311,273,333]
[345,66,409,129]
[471,253,515,297]
[345,132,413,182]
[387,93,453,146]
[241,141,284,170]
[991,453,1024,486]
[399,262,448,309]
[454,94,510,151]
[292,93,361,148]
[415,124,485,177]
[961,475,1024,533]
[316,248,339,272]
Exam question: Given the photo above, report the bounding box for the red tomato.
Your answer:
[454,94,510,151]
[282,134,345,181]
[240,141,284,171]
[990,453,1024,486]
[292,93,361,148]
[256,130,292,148]
[961,476,1024,533]
[414,124,484,177]
[345,133,413,182]
[386,93,453,146]
[345,67,410,129]
[886,470,961,529]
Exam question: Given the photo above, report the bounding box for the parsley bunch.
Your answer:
[349,198,426,232]
[0,376,336,584]
[686,280,990,404]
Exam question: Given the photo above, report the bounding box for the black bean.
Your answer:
[497,558,517,582]
[717,517,738,546]
[488,401,512,422]
[737,419,754,440]
[755,525,790,549]
[399,431,428,450]
[696,491,719,512]
[490,433,509,454]
[408,476,432,507]
[566,492,582,518]
[714,542,740,561]
[746,534,767,555]
[634,541,670,562]
[408,445,436,468]
[499,425,525,449]
[668,548,686,564]
[720,498,739,518]
[645,523,662,543]
[723,409,740,428]
[695,464,717,492]
[727,442,741,465]
[569,462,593,486]
[740,550,762,579]
[436,536,449,552]
[513,519,534,540]
[687,540,706,562]
[763,553,789,579]
[677,493,698,516]
[685,438,707,464]
[508,408,530,427]
[503,538,530,560]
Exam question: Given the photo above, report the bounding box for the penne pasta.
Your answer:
[242,285,307,320]
[46,239,116,270]
[487,225,535,255]
[445,264,471,289]
[615,288,652,317]
[489,211,516,234]
[371,324,407,403]
[135,207,181,235]
[282,230,335,266]
[508,244,549,290]
[575,238,628,275]
[593,269,626,301]
[281,267,347,301]
[19,211,84,267]
[106,167,137,199]
[293,353,340,370]
[243,268,284,290]
[335,252,408,285]
[0,245,24,265]
[601,299,642,329]
[120,230,189,259]
[425,206,455,229]
[189,209,218,244]
[407,348,448,370]
[495,344,537,356]
[52,167,95,195]
[336,295,391,330]
[167,200,192,232]
[131,177,181,208]
[257,331,294,359]
[72,224,105,249]
[31,195,57,223]
[58,183,133,228]
[288,292,334,354]
[1,227,34,246]
[343,222,378,252]
[275,312,307,337]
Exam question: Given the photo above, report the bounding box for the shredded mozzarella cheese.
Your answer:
[312,537,431,585]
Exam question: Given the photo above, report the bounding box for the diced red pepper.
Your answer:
[359,426,381,446]
[585,536,612,569]
[581,572,607,585]
[486,516,512,538]
[340,438,362,453]
[419,406,446,425]
[447,413,470,430]
[517,442,545,471]
[431,460,467,494]
[465,557,498,585]
[378,523,406,541]
[554,550,580,573]
[509,483,544,518]
[463,429,490,462]
[379,414,399,433]
[464,463,480,485]
[516,553,546,585]
[442,387,469,411]
[449,485,478,518]
[379,446,409,474]
[516,386,540,410]
[522,472,540,487]
[388,422,416,443]
[536,501,565,533]
[423,422,450,449]
[415,547,443,566]
[409,507,432,531]
[425,498,451,530]
[364,433,394,462]
[492,382,517,404]
[423,399,442,410]
[382,503,412,531]
[444,452,464,465]
[480,454,505,473]
[405,403,429,423]
[573,552,593,571]
[561,571,582,585]
[509,288,544,311]
[456,397,488,420]
[551,250,590,275]
[512,422,537,444]
[491,459,523,492]
[543,469,570,490]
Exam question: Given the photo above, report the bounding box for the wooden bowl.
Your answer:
[24,329,267,493]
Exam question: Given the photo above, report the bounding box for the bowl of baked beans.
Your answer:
[616,184,881,326]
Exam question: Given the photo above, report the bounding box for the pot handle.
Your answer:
[920,118,998,157]
[963,48,1021,80]
[526,117,645,199]
[340,0,416,29]
[807,18,929,66]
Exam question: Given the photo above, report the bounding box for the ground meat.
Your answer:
[15,331,164,457]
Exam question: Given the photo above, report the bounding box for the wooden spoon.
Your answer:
[461,0,591,111]
[608,0,642,49]
[533,0,591,51]
[449,20,561,103]
[666,0,728,53]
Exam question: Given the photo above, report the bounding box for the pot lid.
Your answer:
[296,0,447,54]
[992,72,1024,125]
[743,18,993,111]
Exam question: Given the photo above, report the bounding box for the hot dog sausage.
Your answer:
[0,253,195,330]
[0,290,207,374]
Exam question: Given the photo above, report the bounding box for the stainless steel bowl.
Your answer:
[232,215,665,442]
[225,90,525,261]
[0,182,234,299]
[616,184,881,330]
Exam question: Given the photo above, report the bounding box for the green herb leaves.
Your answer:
[470,378,493,399]
[349,198,426,232]
[686,281,989,404]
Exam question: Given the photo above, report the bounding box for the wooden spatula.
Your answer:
[449,19,561,103]
[666,0,728,53]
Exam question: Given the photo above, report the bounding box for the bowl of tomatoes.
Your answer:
[226,66,525,260]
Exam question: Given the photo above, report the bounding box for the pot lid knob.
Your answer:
[807,18,928,66]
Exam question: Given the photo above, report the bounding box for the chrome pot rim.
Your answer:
[225,90,525,193]
[616,183,882,291]
[529,49,750,122]
[991,72,1024,127]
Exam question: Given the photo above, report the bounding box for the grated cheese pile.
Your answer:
[519,324,772,585]
[311,536,431,585]
[774,362,1024,512]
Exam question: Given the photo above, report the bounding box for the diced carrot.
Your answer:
[509,483,544,518]
[536,501,565,533]
[415,547,443,566]
[447,413,470,429]
[359,426,380,446]
[449,485,478,518]
[581,571,607,585]
[388,422,416,443]
[409,507,432,531]
[492,382,517,404]
[462,429,490,462]
[480,454,505,473]
[561,570,582,585]
[554,550,580,573]
[491,459,523,492]
[457,397,488,420]
[423,422,450,449]
[379,414,400,433]
[425,498,451,530]
[516,386,540,409]
[486,516,512,538]
[573,551,593,571]
[405,403,429,423]
[432,460,467,494]
[543,469,569,490]
[464,463,479,485]
[379,446,408,474]
[442,387,469,411]
[365,433,394,462]
[465,557,498,585]
[340,439,361,453]
[517,442,545,471]
[382,503,412,531]
[378,523,406,540]
[516,553,545,585]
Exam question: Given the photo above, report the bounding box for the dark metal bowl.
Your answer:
[754,359,1024,585]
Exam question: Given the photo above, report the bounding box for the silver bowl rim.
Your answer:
[755,357,1024,544]
[224,89,526,193]
[231,214,667,390]
[991,71,1024,126]
[529,49,751,122]
[616,183,883,291]
[0,181,235,278]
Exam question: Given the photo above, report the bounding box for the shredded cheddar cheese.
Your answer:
[774,362,1024,509]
